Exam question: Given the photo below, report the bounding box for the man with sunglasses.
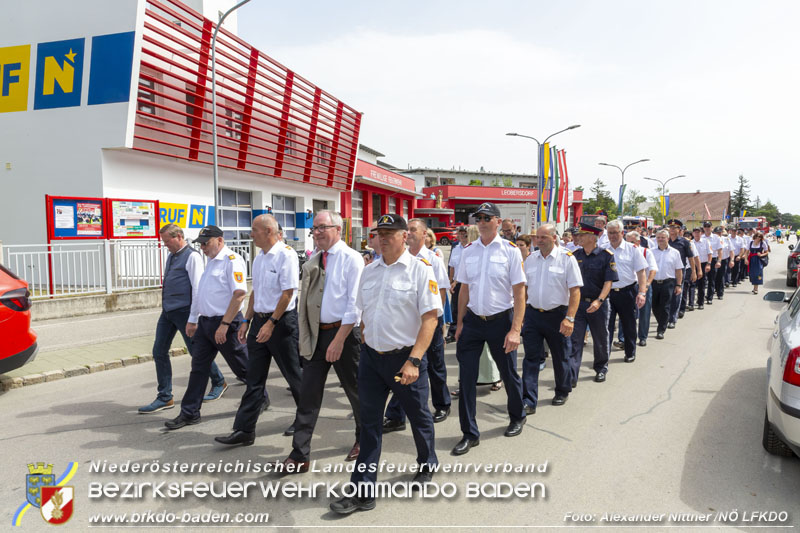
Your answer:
[452,202,527,456]
[165,225,249,430]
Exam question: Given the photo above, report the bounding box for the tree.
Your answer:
[468,179,483,186]
[753,196,762,210]
[754,200,781,226]
[730,174,751,217]
[584,179,618,219]
[624,188,647,216]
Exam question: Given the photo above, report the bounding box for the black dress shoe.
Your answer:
[504,419,526,437]
[451,437,479,456]
[283,424,296,437]
[656,332,665,339]
[444,335,456,343]
[275,457,310,475]
[638,339,647,347]
[717,295,723,300]
[164,413,200,430]
[552,395,568,406]
[525,404,536,415]
[571,378,578,388]
[330,496,376,515]
[214,430,255,446]
[433,407,450,423]
[706,299,713,305]
[624,354,636,363]
[258,399,270,414]
[410,469,434,490]
[678,311,685,319]
[667,322,676,329]
[382,418,406,434]
[697,305,704,310]
[686,305,695,311]
[594,372,606,383]
[612,340,624,349]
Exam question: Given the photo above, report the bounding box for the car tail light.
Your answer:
[784,347,800,387]
[0,288,32,312]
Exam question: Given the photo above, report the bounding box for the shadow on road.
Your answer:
[679,368,800,522]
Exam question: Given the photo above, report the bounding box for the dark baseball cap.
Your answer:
[702,221,713,228]
[713,226,723,233]
[195,225,224,243]
[370,213,408,231]
[692,227,702,232]
[471,202,502,218]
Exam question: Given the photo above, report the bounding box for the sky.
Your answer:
[238,0,800,213]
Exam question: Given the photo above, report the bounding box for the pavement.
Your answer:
[1,243,798,530]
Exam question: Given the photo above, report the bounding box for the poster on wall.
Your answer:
[55,205,75,229]
[77,202,104,235]
[110,199,157,238]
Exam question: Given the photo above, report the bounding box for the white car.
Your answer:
[763,288,800,457]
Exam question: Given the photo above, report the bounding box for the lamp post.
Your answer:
[211,0,253,223]
[506,125,581,227]
[643,175,685,220]
[598,159,649,216]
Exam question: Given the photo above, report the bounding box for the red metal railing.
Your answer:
[133,0,361,191]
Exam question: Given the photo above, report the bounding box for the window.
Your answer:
[519,181,537,189]
[425,177,438,187]
[224,107,243,140]
[315,138,330,165]
[138,77,156,115]
[352,190,363,228]
[185,83,199,126]
[389,197,396,214]
[218,188,252,241]
[283,126,297,157]
[440,177,456,185]
[272,194,297,241]
[403,200,409,217]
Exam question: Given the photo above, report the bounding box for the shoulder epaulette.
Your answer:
[285,245,293,251]
[228,254,236,260]
[565,250,573,256]
[605,249,614,255]
[419,257,432,266]
[507,241,517,247]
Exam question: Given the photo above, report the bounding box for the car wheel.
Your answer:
[438,237,450,246]
[787,272,798,287]
[762,410,794,457]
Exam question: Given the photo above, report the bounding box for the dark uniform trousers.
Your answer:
[697,262,709,305]
[731,258,741,285]
[670,266,692,322]
[456,309,526,441]
[714,260,727,298]
[447,282,461,337]
[180,313,248,419]
[351,344,437,488]
[651,279,676,334]
[289,325,361,462]
[233,311,303,433]
[385,316,450,421]
[679,266,692,313]
[706,261,718,302]
[521,305,571,408]
[569,298,610,382]
[608,284,638,360]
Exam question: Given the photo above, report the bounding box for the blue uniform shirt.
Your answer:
[573,246,618,299]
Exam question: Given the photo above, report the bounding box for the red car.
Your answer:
[0,265,38,374]
[433,227,459,246]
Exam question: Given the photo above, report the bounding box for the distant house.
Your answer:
[668,191,731,229]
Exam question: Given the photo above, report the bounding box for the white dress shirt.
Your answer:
[524,246,583,310]
[652,246,684,280]
[689,240,699,259]
[731,235,743,255]
[640,246,658,275]
[565,241,579,252]
[179,244,204,311]
[252,241,299,313]
[608,240,649,288]
[706,234,722,258]
[417,246,449,291]
[693,237,711,262]
[456,234,526,316]
[319,239,364,325]
[598,230,611,249]
[358,250,443,351]
[190,246,247,321]
[449,242,464,269]
[721,236,732,258]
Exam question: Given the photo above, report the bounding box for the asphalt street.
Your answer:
[2,244,799,531]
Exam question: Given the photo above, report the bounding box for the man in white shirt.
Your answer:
[713,226,734,300]
[214,215,302,446]
[454,202,527,456]
[605,220,648,363]
[165,225,249,430]
[330,215,441,515]
[384,218,452,430]
[594,215,610,249]
[625,231,658,347]
[729,229,744,287]
[445,226,470,342]
[650,230,684,340]
[278,211,364,473]
[522,223,582,410]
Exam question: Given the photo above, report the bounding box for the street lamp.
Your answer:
[598,158,649,215]
[643,175,685,219]
[211,0,253,222]
[506,125,581,227]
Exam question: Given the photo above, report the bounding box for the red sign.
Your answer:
[423,185,541,201]
[355,160,416,192]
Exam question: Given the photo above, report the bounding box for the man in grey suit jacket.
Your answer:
[276,211,364,473]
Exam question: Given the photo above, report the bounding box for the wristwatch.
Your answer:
[597,297,605,303]
[268,316,279,325]
[565,316,575,323]
[407,357,421,368]
[221,320,231,327]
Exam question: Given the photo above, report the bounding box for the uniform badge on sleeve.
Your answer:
[234,272,244,283]
[429,281,438,294]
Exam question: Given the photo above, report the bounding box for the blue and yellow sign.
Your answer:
[159,204,215,229]
[0,31,134,113]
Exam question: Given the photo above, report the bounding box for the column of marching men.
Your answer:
[139,204,767,516]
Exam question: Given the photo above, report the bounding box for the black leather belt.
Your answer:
[255,312,273,319]
[654,279,674,284]
[469,309,510,321]
[526,304,567,313]
[612,283,636,292]
[372,345,413,356]
[582,297,600,303]
[320,321,342,330]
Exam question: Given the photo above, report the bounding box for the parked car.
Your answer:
[762,288,800,457]
[433,227,458,246]
[0,265,38,374]
[786,244,799,287]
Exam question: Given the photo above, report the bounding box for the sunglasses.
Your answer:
[474,215,494,222]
